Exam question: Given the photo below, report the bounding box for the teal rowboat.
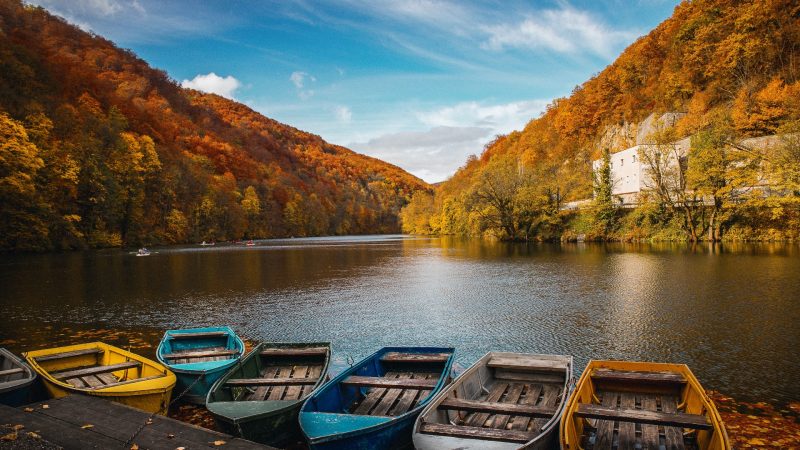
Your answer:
[206,342,331,446]
[156,326,245,404]
[299,346,455,450]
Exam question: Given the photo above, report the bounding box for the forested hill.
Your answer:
[401,0,799,241]
[0,1,428,251]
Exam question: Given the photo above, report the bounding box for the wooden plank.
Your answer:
[66,377,87,388]
[640,395,660,450]
[388,374,421,416]
[169,331,228,339]
[89,374,167,390]
[592,369,686,386]
[260,347,328,357]
[95,372,118,385]
[511,383,542,431]
[371,373,411,416]
[267,366,292,401]
[80,375,105,388]
[52,361,140,380]
[413,372,436,407]
[661,395,687,450]
[342,375,438,390]
[466,382,508,427]
[225,376,319,387]
[283,366,309,401]
[530,383,561,434]
[593,391,618,450]
[492,383,524,430]
[419,423,534,444]
[380,352,450,363]
[440,395,556,418]
[575,403,712,430]
[162,349,239,359]
[353,372,397,415]
[617,392,636,450]
[0,367,24,377]
[247,366,279,401]
[487,356,568,373]
[33,348,103,362]
[300,364,323,398]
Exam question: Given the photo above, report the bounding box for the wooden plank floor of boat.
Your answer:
[350,371,437,416]
[243,362,325,401]
[0,394,275,449]
[166,346,236,364]
[452,380,562,435]
[581,390,698,450]
[55,362,160,389]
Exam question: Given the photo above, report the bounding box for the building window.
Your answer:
[632,154,637,163]
[620,158,624,166]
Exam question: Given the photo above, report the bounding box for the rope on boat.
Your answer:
[122,372,206,449]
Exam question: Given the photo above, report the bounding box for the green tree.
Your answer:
[593,148,617,238]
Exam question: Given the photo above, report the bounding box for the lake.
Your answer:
[1,235,798,407]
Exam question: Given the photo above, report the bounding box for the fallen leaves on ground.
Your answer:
[23,408,33,413]
[709,391,800,448]
[211,440,226,446]
[0,433,16,442]
[80,424,93,429]
[168,405,218,431]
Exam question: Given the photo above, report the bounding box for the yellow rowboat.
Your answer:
[25,342,176,414]
[561,360,730,450]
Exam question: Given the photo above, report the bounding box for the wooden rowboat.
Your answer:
[299,346,455,450]
[206,342,331,446]
[24,342,175,414]
[156,326,245,404]
[0,348,37,406]
[560,360,731,450]
[413,352,572,449]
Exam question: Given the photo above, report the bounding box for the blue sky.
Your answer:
[30,0,680,182]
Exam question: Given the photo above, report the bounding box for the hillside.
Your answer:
[0,0,428,251]
[401,0,800,241]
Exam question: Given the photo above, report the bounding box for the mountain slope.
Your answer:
[0,0,428,251]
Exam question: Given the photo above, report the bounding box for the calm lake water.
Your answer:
[1,235,798,407]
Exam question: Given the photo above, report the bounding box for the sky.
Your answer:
[28,0,680,183]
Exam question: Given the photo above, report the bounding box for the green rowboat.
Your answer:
[206,342,331,446]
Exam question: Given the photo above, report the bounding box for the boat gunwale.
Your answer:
[156,326,245,375]
[299,345,456,445]
[206,341,332,425]
[0,348,37,394]
[413,351,573,449]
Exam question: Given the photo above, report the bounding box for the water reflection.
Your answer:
[0,236,798,406]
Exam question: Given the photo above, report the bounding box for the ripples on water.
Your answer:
[0,235,798,406]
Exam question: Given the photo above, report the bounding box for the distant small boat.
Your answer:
[156,326,245,404]
[207,342,331,446]
[200,241,216,246]
[136,247,150,256]
[413,352,572,449]
[560,360,731,450]
[0,348,37,406]
[25,342,176,414]
[299,346,455,449]
[246,240,255,246]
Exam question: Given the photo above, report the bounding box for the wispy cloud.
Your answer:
[181,72,242,99]
[334,105,352,123]
[290,71,316,100]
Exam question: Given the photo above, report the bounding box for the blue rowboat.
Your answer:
[299,346,455,450]
[156,326,245,404]
[0,348,36,406]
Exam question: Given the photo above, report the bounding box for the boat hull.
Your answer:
[0,348,37,407]
[172,367,229,405]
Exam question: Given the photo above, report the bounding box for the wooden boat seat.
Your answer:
[380,352,450,363]
[87,374,166,390]
[591,368,686,386]
[342,375,438,390]
[169,331,228,339]
[438,397,557,418]
[33,348,104,362]
[260,347,328,357]
[0,368,24,377]
[419,422,535,443]
[52,361,141,380]
[162,349,238,359]
[225,377,320,386]
[575,403,712,430]
[487,356,568,373]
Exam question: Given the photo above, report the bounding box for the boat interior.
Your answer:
[418,353,569,444]
[568,366,719,450]
[31,345,167,390]
[161,331,239,365]
[0,350,30,384]
[216,345,330,402]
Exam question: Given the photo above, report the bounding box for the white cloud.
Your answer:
[181,72,242,99]
[28,0,144,31]
[289,71,316,99]
[417,99,549,133]
[481,7,636,57]
[335,106,352,123]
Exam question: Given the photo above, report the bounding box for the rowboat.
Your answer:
[299,346,455,450]
[156,326,245,404]
[413,352,572,449]
[0,348,37,406]
[24,342,175,414]
[560,360,731,450]
[207,342,331,446]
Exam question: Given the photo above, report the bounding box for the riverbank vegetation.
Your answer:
[0,1,429,252]
[401,0,800,242]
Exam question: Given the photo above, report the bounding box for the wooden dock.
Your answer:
[0,394,276,449]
